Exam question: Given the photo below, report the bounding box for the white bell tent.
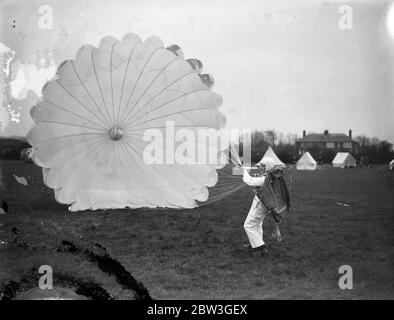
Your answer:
[259,146,285,168]
[296,152,317,170]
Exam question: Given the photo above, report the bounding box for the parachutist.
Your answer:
[242,156,291,255]
[242,159,271,255]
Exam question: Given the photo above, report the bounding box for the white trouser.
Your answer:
[244,195,267,248]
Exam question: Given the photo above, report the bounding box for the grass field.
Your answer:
[1,160,394,299]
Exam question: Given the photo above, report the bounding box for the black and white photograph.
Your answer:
[0,0,393,308]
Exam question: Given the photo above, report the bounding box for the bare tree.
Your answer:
[355,135,373,146]
[371,137,381,145]
[278,132,285,144]
[252,130,266,144]
[285,133,297,145]
[264,129,278,147]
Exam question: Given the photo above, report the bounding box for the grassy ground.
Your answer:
[1,160,393,299]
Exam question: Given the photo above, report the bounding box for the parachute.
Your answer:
[27,33,243,211]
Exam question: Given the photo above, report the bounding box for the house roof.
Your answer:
[297,133,355,143]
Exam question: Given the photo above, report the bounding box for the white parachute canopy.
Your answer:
[296,152,317,170]
[332,152,356,168]
[390,159,394,170]
[258,146,285,168]
[27,33,229,211]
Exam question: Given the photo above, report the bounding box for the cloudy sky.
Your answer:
[1,0,393,142]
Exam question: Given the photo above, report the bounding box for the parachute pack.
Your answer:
[254,169,291,221]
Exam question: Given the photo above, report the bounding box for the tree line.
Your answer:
[1,133,393,164]
[0,138,30,160]
[239,130,394,165]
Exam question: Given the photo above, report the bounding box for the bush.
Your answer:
[0,138,30,160]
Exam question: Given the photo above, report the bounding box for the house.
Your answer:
[296,129,358,157]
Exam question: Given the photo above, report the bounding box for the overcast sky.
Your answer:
[1,0,393,142]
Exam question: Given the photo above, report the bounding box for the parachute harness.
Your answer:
[253,169,291,222]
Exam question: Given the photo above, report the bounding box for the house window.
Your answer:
[326,142,335,148]
[343,142,352,148]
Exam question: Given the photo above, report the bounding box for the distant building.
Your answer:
[296,129,359,156]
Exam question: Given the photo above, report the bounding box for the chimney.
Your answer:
[348,129,352,139]
[302,130,306,138]
[324,129,329,136]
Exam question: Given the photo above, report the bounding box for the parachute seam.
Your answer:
[117,46,163,127]
[44,137,108,191]
[41,120,107,132]
[115,140,134,201]
[125,135,210,202]
[55,79,112,130]
[118,137,171,206]
[121,72,203,129]
[42,135,104,169]
[91,49,116,127]
[110,43,116,126]
[116,41,140,125]
[118,56,182,128]
[122,136,194,207]
[39,99,108,132]
[117,138,162,206]
[70,61,113,128]
[123,88,211,130]
[125,106,221,131]
[32,132,105,145]
[61,138,112,207]
[43,136,108,188]
[125,124,223,133]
